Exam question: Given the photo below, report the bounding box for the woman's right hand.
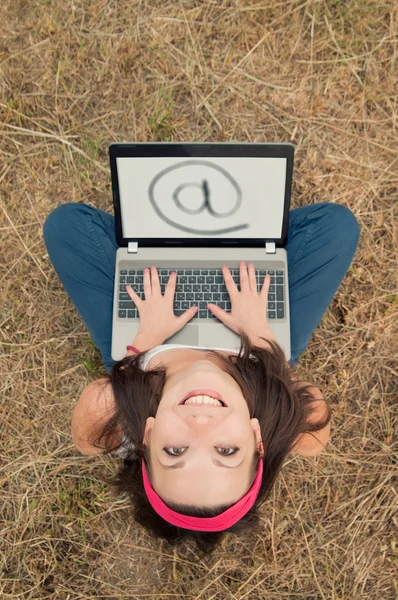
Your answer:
[207,261,275,345]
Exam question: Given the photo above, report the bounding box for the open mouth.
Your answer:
[179,390,227,407]
[182,397,225,407]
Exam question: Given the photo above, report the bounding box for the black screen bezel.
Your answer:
[109,142,294,248]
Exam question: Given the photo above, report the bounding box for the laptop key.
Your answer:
[184,285,192,292]
[276,270,283,275]
[199,310,208,318]
[119,293,130,300]
[127,276,134,283]
[120,270,127,275]
[211,284,218,292]
[213,293,221,301]
[199,302,207,309]
[185,270,192,275]
[276,286,284,301]
[268,302,276,310]
[189,276,196,283]
[209,270,216,275]
[186,293,194,301]
[175,309,184,316]
[268,293,275,302]
[193,270,200,275]
[120,275,126,283]
[202,284,210,292]
[219,301,226,309]
[269,285,275,293]
[277,303,284,318]
[195,293,203,300]
[201,270,209,275]
[119,301,135,309]
[268,311,276,319]
[177,293,185,300]
[176,284,183,292]
[119,310,127,318]
[276,277,283,284]
[197,276,205,283]
[206,276,214,283]
[193,284,201,292]
[180,276,188,283]
[204,293,212,301]
[127,310,135,318]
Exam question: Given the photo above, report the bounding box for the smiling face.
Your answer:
[143,352,264,508]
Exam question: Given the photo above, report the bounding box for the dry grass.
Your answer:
[1,0,397,598]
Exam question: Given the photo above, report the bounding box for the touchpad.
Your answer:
[167,325,199,345]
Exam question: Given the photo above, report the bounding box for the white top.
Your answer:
[140,343,241,370]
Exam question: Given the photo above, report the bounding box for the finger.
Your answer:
[260,273,271,300]
[125,284,142,307]
[207,303,230,325]
[177,305,198,326]
[164,271,176,299]
[222,265,238,297]
[248,263,257,293]
[143,267,152,299]
[240,260,250,292]
[150,265,161,295]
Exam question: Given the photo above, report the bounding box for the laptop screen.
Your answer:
[116,156,287,240]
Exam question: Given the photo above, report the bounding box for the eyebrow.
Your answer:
[158,457,245,470]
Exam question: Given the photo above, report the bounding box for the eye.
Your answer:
[164,447,186,457]
[163,447,239,457]
[218,447,239,456]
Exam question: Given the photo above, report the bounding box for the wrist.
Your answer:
[125,333,159,356]
[250,330,276,347]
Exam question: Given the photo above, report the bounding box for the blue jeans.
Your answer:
[43,202,360,373]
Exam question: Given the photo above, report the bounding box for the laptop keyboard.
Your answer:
[118,268,285,320]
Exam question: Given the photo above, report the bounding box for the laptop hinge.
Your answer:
[128,242,138,254]
[265,242,276,254]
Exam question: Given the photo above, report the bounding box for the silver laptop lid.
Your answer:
[109,142,294,248]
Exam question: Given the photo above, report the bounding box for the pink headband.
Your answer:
[141,458,263,532]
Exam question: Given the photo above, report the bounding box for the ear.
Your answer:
[250,418,264,457]
[143,417,155,446]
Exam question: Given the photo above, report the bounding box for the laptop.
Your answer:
[110,142,293,362]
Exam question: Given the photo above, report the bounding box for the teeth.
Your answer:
[184,395,223,406]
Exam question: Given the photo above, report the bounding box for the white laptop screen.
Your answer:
[116,156,287,239]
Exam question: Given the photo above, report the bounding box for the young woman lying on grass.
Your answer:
[71,263,331,553]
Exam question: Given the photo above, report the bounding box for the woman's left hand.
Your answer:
[126,266,198,347]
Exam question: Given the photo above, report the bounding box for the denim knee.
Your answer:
[326,203,360,251]
[43,203,85,247]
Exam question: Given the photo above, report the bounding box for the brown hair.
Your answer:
[93,331,331,555]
